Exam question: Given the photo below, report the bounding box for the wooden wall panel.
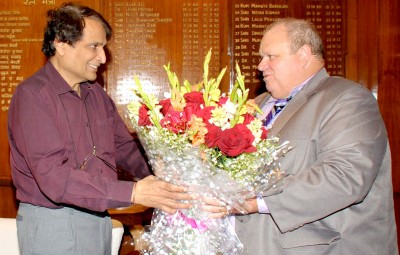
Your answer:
[356,0,379,93]
[0,181,18,217]
[346,0,400,192]
[377,0,400,191]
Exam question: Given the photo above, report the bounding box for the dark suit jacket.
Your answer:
[235,68,398,254]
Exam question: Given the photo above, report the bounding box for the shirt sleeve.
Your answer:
[108,97,151,179]
[257,194,270,214]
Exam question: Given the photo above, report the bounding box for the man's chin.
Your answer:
[265,86,274,95]
[266,89,279,99]
[86,74,97,82]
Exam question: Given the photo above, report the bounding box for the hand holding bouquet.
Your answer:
[127,50,290,254]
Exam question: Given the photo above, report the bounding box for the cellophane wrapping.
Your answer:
[131,122,289,255]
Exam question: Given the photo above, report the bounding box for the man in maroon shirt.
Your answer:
[7,3,208,254]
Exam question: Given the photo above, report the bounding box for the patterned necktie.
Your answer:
[263,97,291,126]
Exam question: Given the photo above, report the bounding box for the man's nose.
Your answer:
[258,58,269,71]
[97,48,106,64]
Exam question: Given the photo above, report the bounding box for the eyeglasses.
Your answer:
[79,146,119,173]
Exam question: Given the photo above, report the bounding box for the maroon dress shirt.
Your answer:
[8,61,150,212]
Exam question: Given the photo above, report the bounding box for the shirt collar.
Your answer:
[287,74,314,99]
[44,61,73,95]
[45,61,93,99]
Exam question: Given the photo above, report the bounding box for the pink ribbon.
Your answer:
[167,211,209,233]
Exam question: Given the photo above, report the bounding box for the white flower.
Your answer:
[247,118,263,146]
[209,106,230,130]
[223,99,238,118]
[163,91,171,99]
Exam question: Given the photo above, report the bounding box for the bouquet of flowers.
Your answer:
[127,50,290,254]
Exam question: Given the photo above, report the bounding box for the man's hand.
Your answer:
[133,176,193,214]
[201,197,259,217]
[200,197,230,218]
[234,198,258,214]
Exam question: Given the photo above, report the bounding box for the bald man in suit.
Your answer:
[234,18,398,254]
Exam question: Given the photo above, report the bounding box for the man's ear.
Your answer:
[298,44,312,65]
[53,39,65,56]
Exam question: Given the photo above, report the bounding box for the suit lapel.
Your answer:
[269,92,307,137]
[255,92,269,108]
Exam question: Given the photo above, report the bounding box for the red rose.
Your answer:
[261,127,268,140]
[160,110,188,134]
[217,124,256,157]
[159,98,173,115]
[184,103,202,121]
[138,104,152,126]
[197,106,215,123]
[242,113,255,125]
[184,91,205,104]
[204,123,222,147]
